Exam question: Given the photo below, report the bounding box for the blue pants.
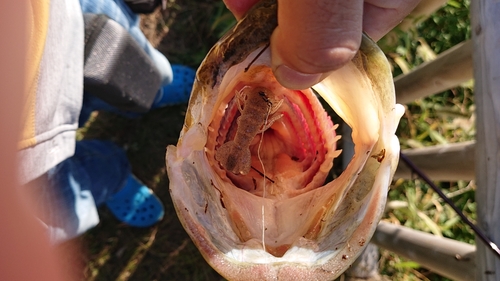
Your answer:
[38,0,172,243]
[39,140,130,242]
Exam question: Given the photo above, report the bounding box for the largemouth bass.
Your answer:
[166,0,403,279]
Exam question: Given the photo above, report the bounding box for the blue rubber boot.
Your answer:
[105,175,164,227]
[151,64,195,108]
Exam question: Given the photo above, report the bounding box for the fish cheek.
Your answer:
[180,161,213,208]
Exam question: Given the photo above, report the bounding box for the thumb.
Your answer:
[271,0,363,89]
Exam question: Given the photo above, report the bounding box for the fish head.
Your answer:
[166,0,403,279]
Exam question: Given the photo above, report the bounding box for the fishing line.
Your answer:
[257,100,272,251]
[400,152,500,259]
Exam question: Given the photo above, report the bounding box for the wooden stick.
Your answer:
[394,141,475,181]
[395,40,473,104]
[373,222,476,281]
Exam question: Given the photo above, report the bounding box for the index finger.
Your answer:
[223,0,261,20]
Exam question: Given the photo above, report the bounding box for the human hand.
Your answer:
[224,0,420,90]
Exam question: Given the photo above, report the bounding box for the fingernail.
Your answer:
[273,64,322,90]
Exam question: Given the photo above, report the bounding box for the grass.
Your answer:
[66,0,476,280]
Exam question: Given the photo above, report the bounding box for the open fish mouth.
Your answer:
[205,61,341,257]
[166,0,403,279]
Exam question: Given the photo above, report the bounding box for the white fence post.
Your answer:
[471,0,500,279]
